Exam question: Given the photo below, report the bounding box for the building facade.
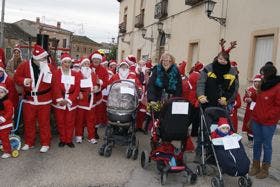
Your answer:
[71,35,101,59]
[116,0,280,91]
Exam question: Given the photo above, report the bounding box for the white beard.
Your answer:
[39,61,50,73]
[119,69,129,80]
[81,67,92,78]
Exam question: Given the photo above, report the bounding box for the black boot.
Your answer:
[95,128,99,139]
[58,142,65,147]
[142,115,152,135]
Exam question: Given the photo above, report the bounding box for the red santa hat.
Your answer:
[119,60,129,67]
[178,61,187,76]
[79,57,90,66]
[109,60,117,67]
[60,53,72,63]
[13,44,21,53]
[33,44,48,60]
[253,74,262,82]
[101,56,108,66]
[194,62,204,72]
[125,55,136,66]
[72,59,81,68]
[89,51,103,61]
[217,117,230,129]
[0,83,9,94]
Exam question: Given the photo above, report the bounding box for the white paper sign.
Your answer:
[61,75,75,85]
[172,102,189,115]
[120,87,134,95]
[222,136,240,150]
[43,72,52,83]
[250,102,256,110]
[80,78,92,88]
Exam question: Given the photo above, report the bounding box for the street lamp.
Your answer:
[205,0,226,26]
[141,28,154,42]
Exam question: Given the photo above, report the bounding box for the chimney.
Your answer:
[36,17,40,24]
[57,22,61,29]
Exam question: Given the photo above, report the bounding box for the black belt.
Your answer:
[26,88,51,97]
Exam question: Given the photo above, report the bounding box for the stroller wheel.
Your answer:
[160,172,167,185]
[126,147,132,159]
[104,145,112,157]
[211,177,224,187]
[132,148,138,160]
[238,176,252,187]
[12,150,19,158]
[187,173,197,185]
[9,135,21,151]
[196,165,202,176]
[140,150,149,169]
[98,144,106,156]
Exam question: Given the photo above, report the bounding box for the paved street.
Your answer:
[1,119,280,187]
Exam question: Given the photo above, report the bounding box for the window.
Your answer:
[63,39,67,48]
[5,48,12,59]
[137,49,141,62]
[77,46,80,52]
[121,50,125,60]
[188,42,199,68]
[84,47,87,53]
[140,0,145,8]
[89,48,92,53]
[253,36,273,76]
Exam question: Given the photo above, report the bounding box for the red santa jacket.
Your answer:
[14,60,60,105]
[242,86,258,129]
[92,65,109,105]
[52,69,80,111]
[0,72,19,109]
[78,73,100,110]
[0,99,14,131]
[182,71,200,107]
[252,83,280,125]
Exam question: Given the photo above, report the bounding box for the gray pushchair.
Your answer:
[98,80,139,159]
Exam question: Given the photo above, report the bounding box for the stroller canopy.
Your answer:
[107,80,139,112]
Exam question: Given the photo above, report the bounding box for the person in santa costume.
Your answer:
[6,45,23,78]
[72,59,81,73]
[75,57,100,144]
[14,44,61,153]
[177,61,187,79]
[211,117,234,139]
[0,64,19,109]
[100,56,109,69]
[0,83,14,159]
[125,55,137,75]
[52,53,80,148]
[242,74,262,147]
[89,51,109,139]
[108,60,117,74]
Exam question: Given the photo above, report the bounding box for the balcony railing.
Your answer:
[154,0,168,19]
[185,0,204,6]
[119,22,127,33]
[135,13,144,28]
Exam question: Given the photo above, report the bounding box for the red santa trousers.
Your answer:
[75,108,96,140]
[54,108,76,143]
[0,127,12,153]
[95,101,107,125]
[136,103,146,129]
[230,110,238,132]
[23,103,51,146]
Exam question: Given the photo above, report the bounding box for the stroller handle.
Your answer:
[12,99,24,133]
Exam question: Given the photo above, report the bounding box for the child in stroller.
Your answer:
[140,98,197,185]
[197,106,251,187]
[98,80,139,159]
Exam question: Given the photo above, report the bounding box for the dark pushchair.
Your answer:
[140,98,197,185]
[197,106,252,187]
[98,80,139,159]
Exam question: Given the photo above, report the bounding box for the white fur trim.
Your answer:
[0,86,8,94]
[56,98,64,103]
[91,54,102,60]
[0,116,6,123]
[125,57,134,65]
[66,99,72,106]
[61,57,72,63]
[80,58,90,66]
[0,123,13,130]
[98,79,103,86]
[33,51,48,60]
[253,78,261,82]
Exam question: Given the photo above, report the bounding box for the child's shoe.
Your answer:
[76,136,83,143]
[88,138,98,144]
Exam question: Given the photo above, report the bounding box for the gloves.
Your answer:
[198,95,208,104]
[218,97,227,106]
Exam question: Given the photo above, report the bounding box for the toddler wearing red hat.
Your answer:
[211,117,234,139]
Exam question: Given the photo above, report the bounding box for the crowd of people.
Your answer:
[0,40,279,180]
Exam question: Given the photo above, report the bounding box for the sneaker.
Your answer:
[40,146,50,153]
[88,138,98,144]
[1,153,11,159]
[75,136,83,143]
[21,144,34,151]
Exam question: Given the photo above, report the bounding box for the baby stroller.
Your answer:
[140,98,197,185]
[196,106,251,187]
[98,80,139,159]
[0,100,23,158]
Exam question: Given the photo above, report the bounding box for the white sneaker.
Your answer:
[40,146,50,153]
[1,153,11,159]
[21,144,34,151]
[88,138,98,144]
[75,136,83,143]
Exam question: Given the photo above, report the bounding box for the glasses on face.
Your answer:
[220,126,230,130]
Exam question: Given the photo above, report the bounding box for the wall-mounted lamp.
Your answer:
[120,35,130,45]
[141,28,154,42]
[157,22,171,38]
[205,0,226,26]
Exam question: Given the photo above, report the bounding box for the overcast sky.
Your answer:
[4,0,120,43]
